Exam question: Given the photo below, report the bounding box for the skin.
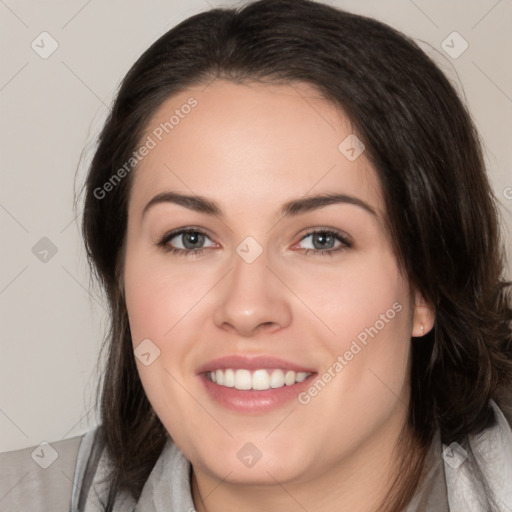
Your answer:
[122,79,435,512]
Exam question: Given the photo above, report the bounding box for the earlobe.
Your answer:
[412,289,435,337]
[413,322,433,337]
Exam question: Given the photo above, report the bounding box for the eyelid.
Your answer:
[290,228,352,253]
[158,226,216,247]
[157,226,352,256]
[294,227,353,245]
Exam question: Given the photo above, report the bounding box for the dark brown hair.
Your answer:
[79,0,512,510]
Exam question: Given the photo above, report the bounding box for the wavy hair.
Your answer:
[79,0,512,510]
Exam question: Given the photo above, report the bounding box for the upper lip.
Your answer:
[196,355,316,375]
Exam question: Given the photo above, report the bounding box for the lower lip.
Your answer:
[198,373,316,413]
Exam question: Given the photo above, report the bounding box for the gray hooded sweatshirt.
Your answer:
[1,400,511,511]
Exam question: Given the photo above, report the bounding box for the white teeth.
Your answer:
[207,369,312,390]
[296,372,309,383]
[252,369,269,390]
[235,369,252,390]
[284,370,296,386]
[269,369,285,388]
[224,368,235,387]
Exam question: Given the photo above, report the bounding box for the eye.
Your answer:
[157,227,352,257]
[293,229,352,256]
[157,228,216,256]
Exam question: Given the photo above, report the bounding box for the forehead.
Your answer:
[129,79,383,219]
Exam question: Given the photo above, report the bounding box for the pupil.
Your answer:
[313,232,333,249]
[184,232,204,249]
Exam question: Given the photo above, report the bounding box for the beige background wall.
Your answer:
[1,0,511,452]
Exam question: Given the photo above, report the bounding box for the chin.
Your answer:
[195,444,310,486]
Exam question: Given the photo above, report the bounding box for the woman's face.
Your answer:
[123,79,431,489]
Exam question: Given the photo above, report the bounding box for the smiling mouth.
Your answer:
[205,368,312,391]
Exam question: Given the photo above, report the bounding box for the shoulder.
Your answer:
[0,427,98,512]
[444,399,512,511]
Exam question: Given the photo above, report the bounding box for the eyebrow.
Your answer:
[141,191,378,219]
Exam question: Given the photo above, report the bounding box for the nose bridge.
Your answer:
[212,241,292,335]
[230,244,271,299]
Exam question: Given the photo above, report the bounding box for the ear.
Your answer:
[411,288,435,337]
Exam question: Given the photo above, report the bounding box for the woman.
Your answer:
[1,0,511,510]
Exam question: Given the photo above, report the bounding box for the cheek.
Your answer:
[289,245,411,346]
[123,249,209,344]
[293,246,413,410]
[122,250,204,432]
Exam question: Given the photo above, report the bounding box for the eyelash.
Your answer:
[157,227,352,257]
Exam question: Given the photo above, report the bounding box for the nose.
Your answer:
[212,247,293,337]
